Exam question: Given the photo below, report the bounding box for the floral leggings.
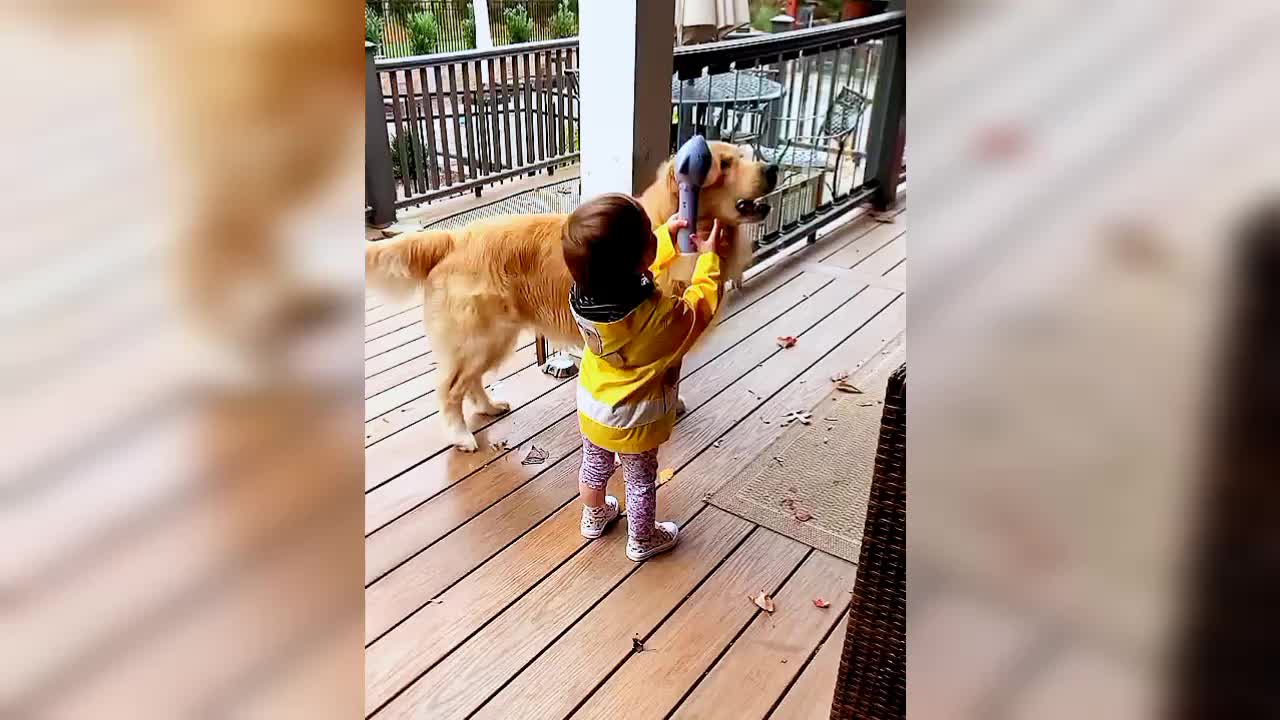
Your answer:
[579,437,659,541]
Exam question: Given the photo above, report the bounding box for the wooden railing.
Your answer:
[365,38,579,219]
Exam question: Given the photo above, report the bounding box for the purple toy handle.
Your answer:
[673,135,712,253]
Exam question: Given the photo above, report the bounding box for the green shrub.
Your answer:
[461,3,477,48]
[406,11,440,55]
[504,5,534,44]
[549,0,577,38]
[390,133,425,181]
[750,1,782,31]
[366,6,384,46]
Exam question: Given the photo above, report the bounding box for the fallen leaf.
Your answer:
[632,636,645,652]
[858,401,875,407]
[823,416,838,422]
[751,590,776,613]
[772,456,784,464]
[657,468,675,486]
[425,598,443,605]
[830,371,850,382]
[776,335,798,349]
[794,510,813,522]
[813,597,831,609]
[491,440,510,452]
[521,445,549,465]
[780,410,813,427]
[712,440,723,448]
[835,380,863,394]
[781,659,788,664]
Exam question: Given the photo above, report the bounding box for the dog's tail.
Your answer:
[365,229,456,302]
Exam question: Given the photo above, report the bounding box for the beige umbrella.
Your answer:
[675,0,750,45]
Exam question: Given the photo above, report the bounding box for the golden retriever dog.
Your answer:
[366,141,778,451]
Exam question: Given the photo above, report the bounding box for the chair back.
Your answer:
[823,86,870,140]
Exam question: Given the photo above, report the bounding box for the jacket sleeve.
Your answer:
[649,223,679,279]
[664,251,722,361]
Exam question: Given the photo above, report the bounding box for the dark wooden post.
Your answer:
[366,42,397,228]
[864,5,904,211]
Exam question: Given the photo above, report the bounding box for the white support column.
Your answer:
[473,0,494,50]
[580,0,677,197]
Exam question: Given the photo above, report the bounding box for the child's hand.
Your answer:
[665,214,689,235]
[693,220,722,255]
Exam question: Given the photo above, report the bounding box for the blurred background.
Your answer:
[2,1,364,718]
[4,0,1280,717]
[909,1,1280,718]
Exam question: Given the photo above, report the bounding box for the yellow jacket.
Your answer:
[573,226,722,454]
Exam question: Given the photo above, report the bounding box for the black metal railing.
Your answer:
[366,12,904,232]
[671,11,905,260]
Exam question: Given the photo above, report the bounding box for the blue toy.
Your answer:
[672,134,712,253]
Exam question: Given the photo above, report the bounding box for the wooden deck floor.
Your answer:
[363,203,906,720]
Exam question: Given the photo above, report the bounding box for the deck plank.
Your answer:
[364,337,535,423]
[365,306,424,342]
[363,262,904,711]
[768,609,850,720]
[671,551,857,719]
[569,532,810,720]
[364,364,569,478]
[363,233,903,635]
[365,337,430,378]
[362,250,854,574]
[360,219,882,532]
[376,508,755,720]
[472,307,903,720]
[363,220,904,560]
[366,324,427,361]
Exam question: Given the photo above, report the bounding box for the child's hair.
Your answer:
[561,193,653,295]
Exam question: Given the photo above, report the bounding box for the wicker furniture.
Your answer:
[830,363,905,720]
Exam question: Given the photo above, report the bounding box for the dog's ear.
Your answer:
[661,159,677,195]
[702,150,724,188]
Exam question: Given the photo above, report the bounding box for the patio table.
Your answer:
[671,72,785,147]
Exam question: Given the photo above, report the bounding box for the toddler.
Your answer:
[561,193,723,561]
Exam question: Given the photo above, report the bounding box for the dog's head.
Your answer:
[664,141,778,225]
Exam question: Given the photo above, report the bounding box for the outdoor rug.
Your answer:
[707,337,903,563]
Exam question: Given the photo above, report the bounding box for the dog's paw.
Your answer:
[480,399,511,416]
[450,432,479,452]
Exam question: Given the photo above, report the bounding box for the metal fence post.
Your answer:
[366,42,397,227]
[865,23,904,211]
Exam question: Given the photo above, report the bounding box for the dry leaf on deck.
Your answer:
[491,440,510,452]
[794,510,813,522]
[632,636,645,652]
[830,371,849,382]
[776,335,798,349]
[813,597,831,609]
[521,445,549,465]
[657,468,675,486]
[835,380,863,394]
[751,590,776,613]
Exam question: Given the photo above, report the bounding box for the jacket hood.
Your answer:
[570,282,659,361]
